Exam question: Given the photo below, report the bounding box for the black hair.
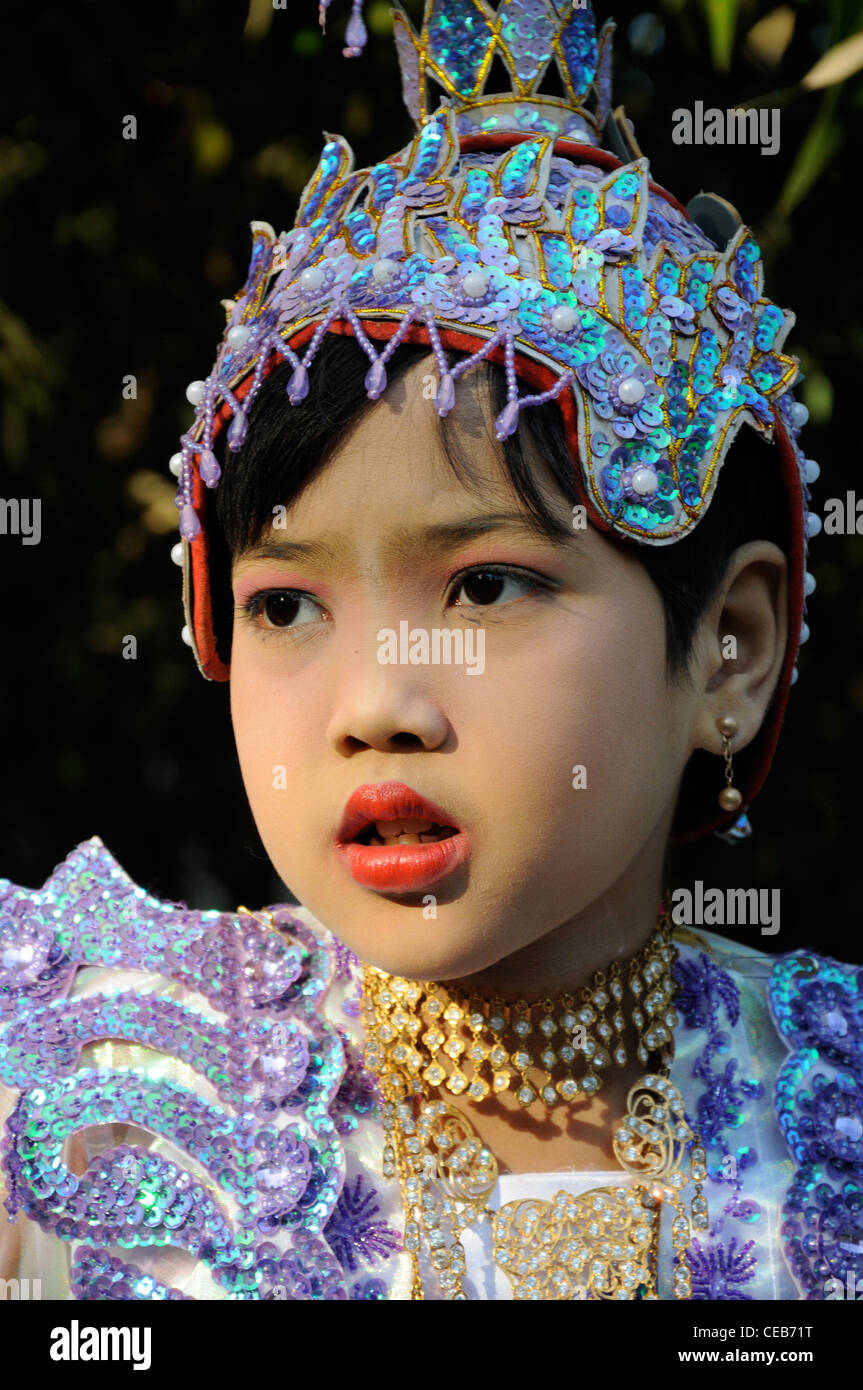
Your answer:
[209,332,789,680]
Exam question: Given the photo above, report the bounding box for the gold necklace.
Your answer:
[361,906,709,1300]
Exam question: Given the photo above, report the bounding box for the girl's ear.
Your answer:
[689,540,789,758]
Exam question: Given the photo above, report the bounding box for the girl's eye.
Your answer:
[240,565,547,635]
[449,566,542,608]
[242,591,324,631]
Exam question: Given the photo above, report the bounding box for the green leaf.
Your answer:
[803,370,834,426]
[830,0,863,44]
[192,120,233,175]
[243,0,274,41]
[734,83,801,110]
[776,86,842,218]
[369,1,395,33]
[700,0,743,70]
[802,31,863,89]
[745,5,796,69]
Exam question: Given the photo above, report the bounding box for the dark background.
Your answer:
[1,0,860,955]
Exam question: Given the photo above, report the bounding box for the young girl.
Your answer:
[1,0,858,1302]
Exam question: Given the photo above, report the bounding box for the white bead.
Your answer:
[550,305,577,332]
[169,452,184,478]
[791,667,799,686]
[461,270,489,299]
[791,402,809,428]
[372,258,399,284]
[799,622,810,644]
[227,325,251,349]
[171,542,184,567]
[618,376,646,406]
[631,467,658,496]
[181,625,193,647]
[803,570,817,597]
[804,458,820,485]
[806,511,822,538]
[185,380,206,406]
[300,266,325,292]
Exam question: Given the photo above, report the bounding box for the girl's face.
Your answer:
[229,356,700,986]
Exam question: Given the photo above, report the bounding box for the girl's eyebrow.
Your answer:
[237,510,578,567]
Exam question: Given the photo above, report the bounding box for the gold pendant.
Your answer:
[492,1184,660,1299]
[490,1073,698,1300]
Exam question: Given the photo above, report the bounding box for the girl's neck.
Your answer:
[442,861,668,1002]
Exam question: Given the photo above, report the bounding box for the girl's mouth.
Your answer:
[336,817,470,893]
[357,818,459,847]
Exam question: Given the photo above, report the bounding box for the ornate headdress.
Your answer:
[173,0,820,841]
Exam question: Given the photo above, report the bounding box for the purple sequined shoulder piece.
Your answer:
[769,950,863,1299]
[674,952,761,1152]
[674,947,766,1296]
[0,837,357,1299]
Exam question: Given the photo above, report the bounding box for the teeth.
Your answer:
[374,819,434,837]
[365,824,457,847]
[369,832,431,846]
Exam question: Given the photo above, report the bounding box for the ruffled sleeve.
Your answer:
[0,837,352,1300]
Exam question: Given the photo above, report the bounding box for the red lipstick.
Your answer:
[335,781,471,893]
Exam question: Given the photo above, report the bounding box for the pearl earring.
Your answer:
[717,715,742,811]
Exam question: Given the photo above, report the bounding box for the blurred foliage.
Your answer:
[0,0,860,954]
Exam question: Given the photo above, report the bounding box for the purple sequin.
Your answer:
[332,936,360,985]
[0,838,350,1300]
[71,1248,193,1301]
[674,950,764,1293]
[687,1237,757,1300]
[676,953,741,1033]
[770,951,863,1298]
[323,1173,402,1273]
[331,1030,381,1133]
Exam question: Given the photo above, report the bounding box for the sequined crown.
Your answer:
[388,0,616,139]
[176,0,818,708]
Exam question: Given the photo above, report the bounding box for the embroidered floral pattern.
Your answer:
[675,954,762,1151]
[576,343,664,439]
[676,953,740,1033]
[769,952,863,1298]
[331,1030,382,1135]
[687,1236,757,1300]
[674,950,764,1295]
[332,935,359,986]
[323,1173,402,1273]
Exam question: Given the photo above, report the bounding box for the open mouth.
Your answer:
[335,785,470,891]
[354,818,460,847]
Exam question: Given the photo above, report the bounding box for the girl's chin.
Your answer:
[340,930,516,985]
